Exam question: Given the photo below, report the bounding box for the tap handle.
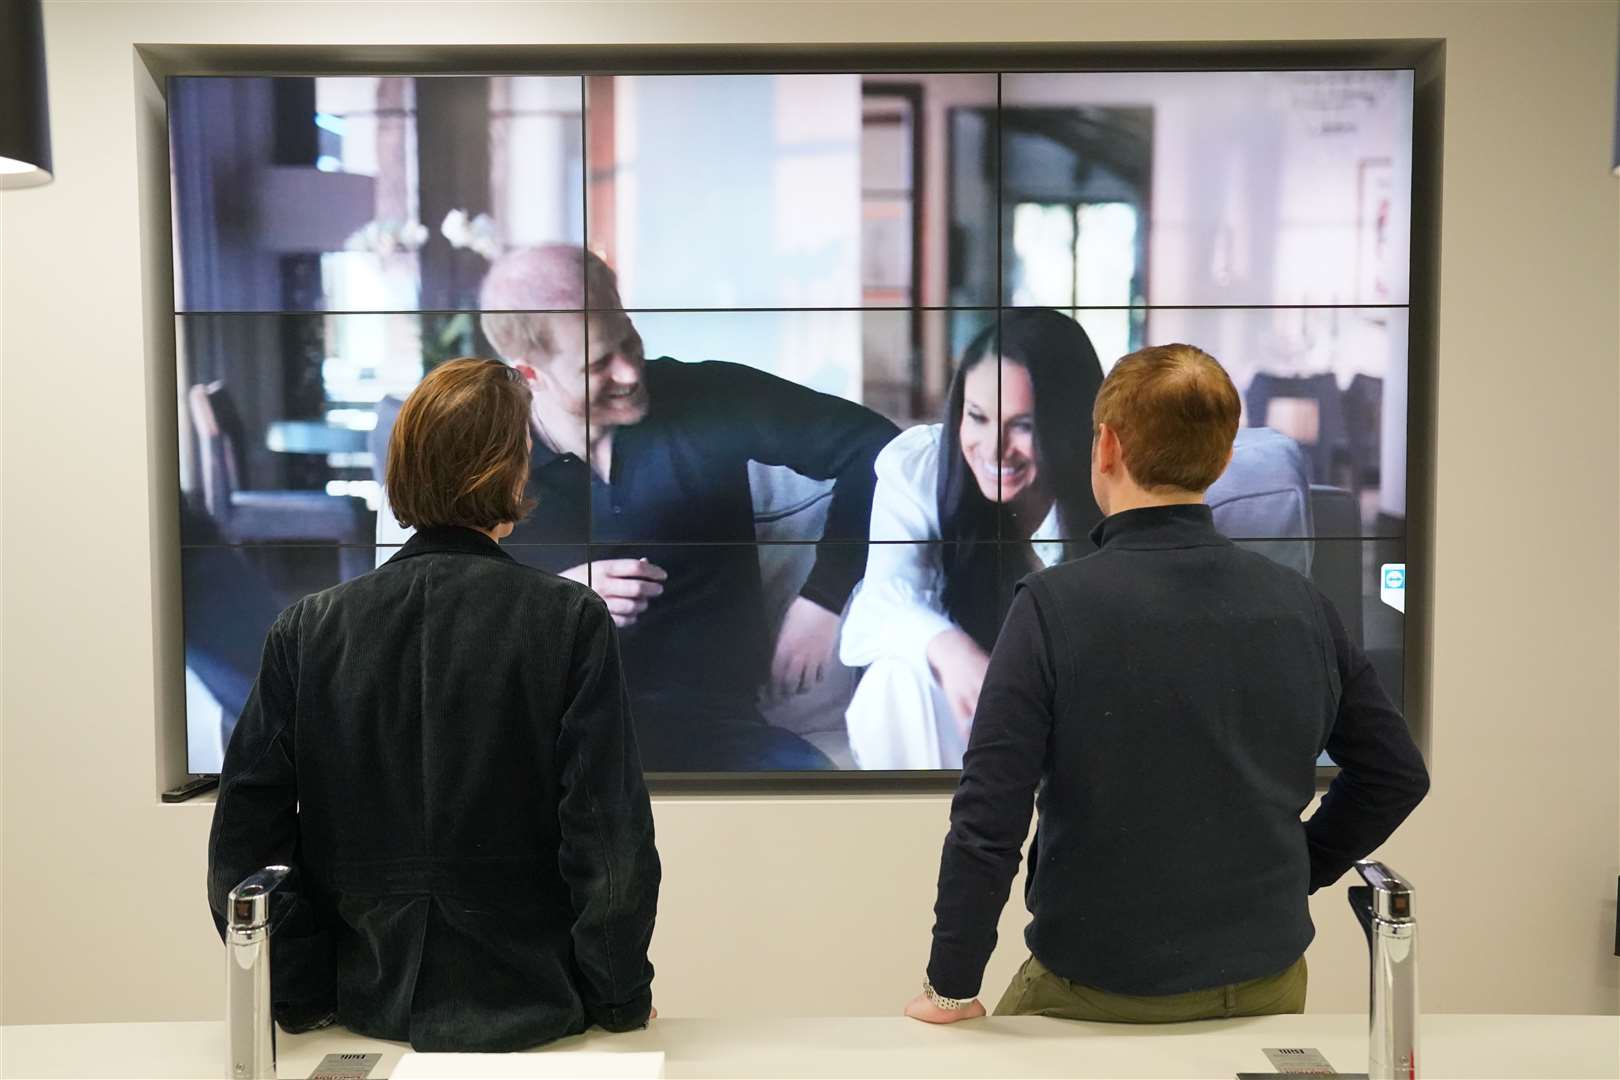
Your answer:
[227,865,291,933]
[1347,884,1377,944]
[1354,860,1414,922]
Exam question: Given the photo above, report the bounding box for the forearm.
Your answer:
[1305,626,1430,890]
[924,588,1052,998]
[926,797,1029,998]
[207,622,299,933]
[1305,755,1429,889]
[818,414,896,542]
[558,596,663,1027]
[569,822,659,1029]
[799,543,867,613]
[205,618,334,1028]
[207,787,299,937]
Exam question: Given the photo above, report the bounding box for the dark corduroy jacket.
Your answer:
[207,526,659,1051]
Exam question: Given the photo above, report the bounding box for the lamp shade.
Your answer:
[0,0,52,188]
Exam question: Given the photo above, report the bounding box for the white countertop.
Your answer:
[3,1014,1617,1079]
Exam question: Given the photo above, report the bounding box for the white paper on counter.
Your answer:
[390,1050,665,1080]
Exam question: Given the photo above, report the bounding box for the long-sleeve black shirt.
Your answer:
[927,504,1430,1000]
[207,526,660,1051]
[506,357,898,713]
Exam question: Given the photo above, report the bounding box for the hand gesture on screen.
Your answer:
[560,559,667,627]
[926,628,991,738]
[766,597,841,702]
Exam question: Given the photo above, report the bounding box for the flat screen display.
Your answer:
[171,69,1414,776]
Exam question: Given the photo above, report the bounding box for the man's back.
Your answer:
[916,344,1426,1025]
[207,527,660,1051]
[1022,505,1336,993]
[926,504,1427,1003]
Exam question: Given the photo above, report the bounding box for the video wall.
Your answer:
[171,69,1414,776]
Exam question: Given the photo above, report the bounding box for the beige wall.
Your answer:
[3,0,1617,1026]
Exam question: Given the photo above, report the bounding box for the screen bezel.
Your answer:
[146,39,1442,797]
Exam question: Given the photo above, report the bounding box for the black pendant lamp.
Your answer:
[0,0,53,188]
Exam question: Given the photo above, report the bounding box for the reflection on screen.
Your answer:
[172,69,1413,775]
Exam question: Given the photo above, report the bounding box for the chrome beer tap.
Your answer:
[1348,860,1419,1080]
[227,865,291,1080]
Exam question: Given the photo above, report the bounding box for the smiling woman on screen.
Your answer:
[840,311,1105,770]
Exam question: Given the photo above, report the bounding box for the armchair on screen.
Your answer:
[187,380,373,581]
[749,462,859,767]
[1207,426,1364,646]
[1208,425,1316,577]
[1309,482,1366,650]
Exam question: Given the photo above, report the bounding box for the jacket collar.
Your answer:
[1088,503,1228,552]
[385,525,515,566]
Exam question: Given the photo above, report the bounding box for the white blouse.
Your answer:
[839,424,1061,672]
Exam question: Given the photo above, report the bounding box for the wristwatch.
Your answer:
[922,978,973,1011]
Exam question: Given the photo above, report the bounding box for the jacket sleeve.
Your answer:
[1303,592,1431,891]
[925,584,1055,999]
[205,605,336,1032]
[710,361,900,612]
[556,592,662,1031]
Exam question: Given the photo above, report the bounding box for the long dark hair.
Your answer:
[937,310,1106,649]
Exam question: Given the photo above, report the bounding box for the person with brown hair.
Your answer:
[207,358,660,1051]
[905,343,1429,1025]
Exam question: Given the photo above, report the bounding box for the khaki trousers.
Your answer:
[994,954,1307,1023]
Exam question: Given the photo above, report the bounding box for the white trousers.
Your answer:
[844,655,967,771]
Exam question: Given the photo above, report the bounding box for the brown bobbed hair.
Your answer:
[386,358,536,530]
[1092,344,1241,493]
